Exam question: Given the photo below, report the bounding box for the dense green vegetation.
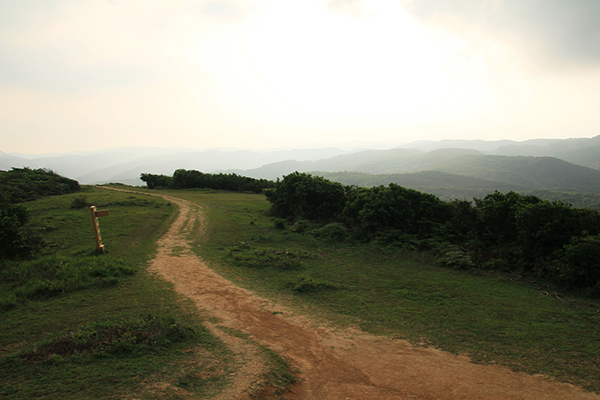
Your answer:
[266,172,600,296]
[141,169,274,193]
[0,168,83,259]
[0,203,46,259]
[318,171,600,211]
[0,187,239,399]
[158,188,600,393]
[0,167,80,204]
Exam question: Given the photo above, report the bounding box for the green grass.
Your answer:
[0,186,238,399]
[0,254,135,310]
[149,188,600,393]
[25,186,176,261]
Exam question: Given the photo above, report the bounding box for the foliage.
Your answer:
[141,169,274,193]
[264,173,600,292]
[0,167,80,204]
[288,274,343,293]
[227,244,308,271]
[436,249,476,270]
[265,172,348,221]
[0,203,46,260]
[308,222,350,242]
[70,195,89,209]
[549,235,600,292]
[0,254,135,310]
[139,173,172,189]
[449,191,600,291]
[343,183,451,240]
[11,313,198,362]
[473,191,540,247]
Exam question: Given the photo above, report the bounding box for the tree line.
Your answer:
[265,172,600,296]
[140,169,274,193]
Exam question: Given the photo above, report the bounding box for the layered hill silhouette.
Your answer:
[2,135,600,208]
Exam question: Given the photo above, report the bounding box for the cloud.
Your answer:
[404,0,600,68]
[0,47,149,93]
[327,0,365,15]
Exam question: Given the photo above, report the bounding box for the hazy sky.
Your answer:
[1,0,600,154]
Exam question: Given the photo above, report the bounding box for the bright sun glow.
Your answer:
[187,0,500,132]
[248,0,452,116]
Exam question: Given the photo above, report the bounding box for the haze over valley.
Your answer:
[3,135,600,210]
[2,1,600,206]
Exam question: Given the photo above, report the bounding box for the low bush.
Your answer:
[70,195,89,209]
[436,249,476,270]
[0,167,80,204]
[0,204,46,259]
[228,247,309,271]
[274,219,286,229]
[549,234,600,291]
[308,222,349,242]
[288,274,343,293]
[10,314,199,363]
[0,254,135,309]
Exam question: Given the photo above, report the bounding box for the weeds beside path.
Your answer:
[110,187,600,400]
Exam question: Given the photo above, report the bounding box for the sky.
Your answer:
[1,0,600,154]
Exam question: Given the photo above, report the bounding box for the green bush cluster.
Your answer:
[227,245,311,271]
[11,313,198,363]
[141,169,274,193]
[0,203,46,259]
[0,254,135,309]
[70,195,89,209]
[288,274,343,293]
[0,167,80,204]
[266,173,600,295]
[265,172,347,220]
[0,168,81,260]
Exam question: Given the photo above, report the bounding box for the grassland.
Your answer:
[147,188,600,393]
[4,185,599,397]
[0,187,236,399]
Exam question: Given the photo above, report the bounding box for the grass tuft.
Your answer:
[1,254,134,309]
[10,313,198,363]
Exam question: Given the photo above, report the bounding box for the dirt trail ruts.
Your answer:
[114,189,600,400]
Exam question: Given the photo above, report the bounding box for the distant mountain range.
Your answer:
[3,135,600,209]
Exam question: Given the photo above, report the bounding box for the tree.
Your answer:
[343,184,451,240]
[140,173,172,189]
[265,172,347,221]
[0,204,45,259]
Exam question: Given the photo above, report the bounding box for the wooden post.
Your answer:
[90,206,110,252]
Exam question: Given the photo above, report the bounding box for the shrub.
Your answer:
[549,235,600,289]
[0,167,80,203]
[288,275,342,293]
[229,247,305,271]
[70,195,89,209]
[344,184,451,241]
[436,250,476,270]
[289,219,320,233]
[0,204,46,259]
[274,219,286,229]
[265,172,347,221]
[309,222,349,242]
[14,314,198,362]
[0,254,135,309]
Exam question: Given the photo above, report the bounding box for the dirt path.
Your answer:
[124,190,600,400]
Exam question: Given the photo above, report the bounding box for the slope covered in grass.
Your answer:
[0,187,236,399]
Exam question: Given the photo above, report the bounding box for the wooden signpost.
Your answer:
[90,206,110,252]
